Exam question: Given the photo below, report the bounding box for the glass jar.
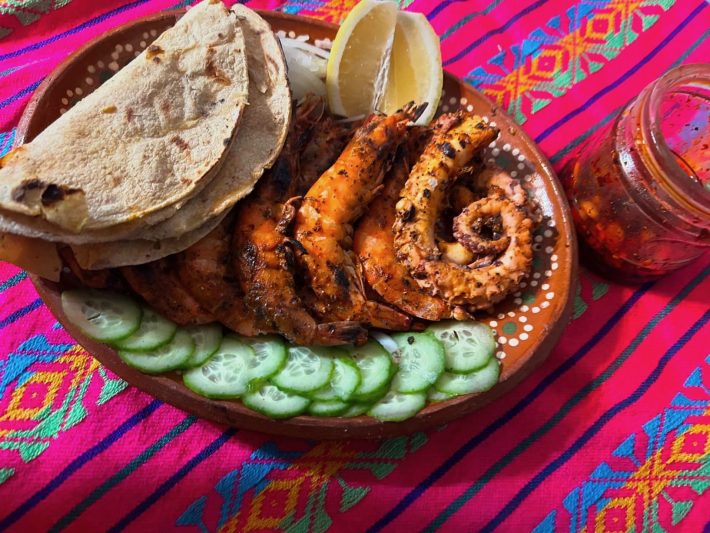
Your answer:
[563,64,710,282]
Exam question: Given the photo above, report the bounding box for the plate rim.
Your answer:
[19,9,578,440]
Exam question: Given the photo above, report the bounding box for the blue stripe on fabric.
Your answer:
[548,27,710,164]
[0,399,162,530]
[107,428,237,532]
[0,80,42,111]
[0,298,43,329]
[0,127,17,156]
[428,0,496,20]
[0,271,27,293]
[422,267,709,531]
[464,2,596,89]
[366,281,654,532]
[0,0,153,62]
[443,0,548,66]
[480,309,710,532]
[534,2,707,143]
[440,0,503,41]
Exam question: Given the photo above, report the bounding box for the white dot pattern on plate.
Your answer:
[55,42,565,378]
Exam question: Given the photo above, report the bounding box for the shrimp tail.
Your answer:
[314,321,369,346]
[276,196,301,235]
[400,101,428,123]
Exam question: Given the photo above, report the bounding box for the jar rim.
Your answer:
[643,63,710,216]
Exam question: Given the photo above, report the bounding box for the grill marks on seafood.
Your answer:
[393,112,534,314]
[353,132,453,321]
[121,257,215,326]
[176,216,268,336]
[233,97,367,345]
[114,108,536,343]
[293,104,426,330]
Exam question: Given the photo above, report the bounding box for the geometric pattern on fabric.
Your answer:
[534,355,710,533]
[0,336,127,480]
[466,0,675,123]
[176,434,428,532]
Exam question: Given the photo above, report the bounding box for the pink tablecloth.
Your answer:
[0,1,708,531]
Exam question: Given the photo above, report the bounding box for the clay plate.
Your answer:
[21,10,577,440]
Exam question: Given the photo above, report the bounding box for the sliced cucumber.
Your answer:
[62,289,141,342]
[428,388,453,402]
[427,320,496,373]
[183,323,223,368]
[113,307,177,352]
[271,345,335,394]
[241,335,287,382]
[243,383,310,419]
[340,402,373,418]
[118,329,194,374]
[308,400,350,417]
[182,337,253,398]
[348,340,394,401]
[390,332,445,393]
[311,355,361,401]
[434,358,500,396]
[368,391,427,422]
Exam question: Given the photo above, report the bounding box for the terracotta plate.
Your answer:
[21,10,577,440]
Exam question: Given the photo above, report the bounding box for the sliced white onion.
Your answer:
[371,331,399,355]
[279,36,330,100]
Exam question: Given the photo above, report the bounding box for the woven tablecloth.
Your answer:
[0,1,709,531]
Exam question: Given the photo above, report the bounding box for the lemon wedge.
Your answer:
[379,11,443,125]
[326,0,398,117]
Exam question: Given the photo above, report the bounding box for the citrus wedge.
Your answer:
[379,10,443,125]
[326,0,398,117]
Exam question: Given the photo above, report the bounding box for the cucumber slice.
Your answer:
[243,383,310,419]
[113,307,177,352]
[241,335,287,382]
[271,345,335,394]
[368,391,427,422]
[118,329,194,374]
[182,337,253,398]
[308,400,350,417]
[340,402,373,418]
[183,323,223,368]
[62,289,141,342]
[311,355,361,401]
[348,340,394,401]
[390,332,445,393]
[434,358,500,396]
[427,320,496,373]
[428,388,453,402]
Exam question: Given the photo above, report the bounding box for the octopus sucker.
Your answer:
[394,111,534,311]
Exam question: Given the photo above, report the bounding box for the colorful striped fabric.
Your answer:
[0,0,708,531]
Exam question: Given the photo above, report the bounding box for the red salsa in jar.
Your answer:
[562,64,710,282]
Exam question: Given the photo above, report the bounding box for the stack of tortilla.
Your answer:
[0,0,291,279]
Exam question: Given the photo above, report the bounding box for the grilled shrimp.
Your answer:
[176,216,268,336]
[121,258,214,326]
[234,97,367,345]
[353,133,452,321]
[394,112,534,312]
[293,105,424,330]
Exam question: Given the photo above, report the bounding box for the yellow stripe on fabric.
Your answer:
[592,405,710,533]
